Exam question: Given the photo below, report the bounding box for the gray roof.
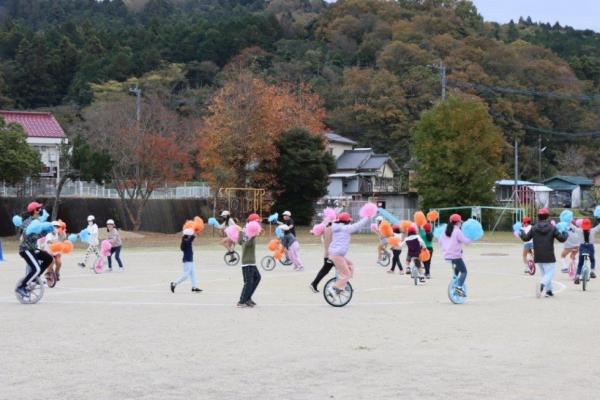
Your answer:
[544,176,593,186]
[362,154,391,170]
[336,149,372,170]
[325,132,358,146]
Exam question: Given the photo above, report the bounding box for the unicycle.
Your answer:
[45,270,57,288]
[581,253,591,291]
[377,248,391,267]
[94,257,105,274]
[224,245,240,266]
[260,255,276,271]
[323,277,353,307]
[280,255,293,266]
[15,277,45,304]
[526,252,536,276]
[447,261,467,304]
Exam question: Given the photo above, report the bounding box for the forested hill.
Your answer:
[1,0,600,179]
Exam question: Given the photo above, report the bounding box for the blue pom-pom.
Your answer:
[79,229,91,243]
[275,226,284,238]
[376,208,400,225]
[462,218,484,241]
[560,210,573,224]
[433,224,447,239]
[208,217,219,226]
[39,209,49,222]
[556,221,569,233]
[12,215,23,227]
[25,220,42,235]
[512,221,522,233]
[268,213,279,223]
[40,222,54,234]
[68,234,78,243]
[594,205,600,219]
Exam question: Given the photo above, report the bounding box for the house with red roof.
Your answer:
[0,110,67,185]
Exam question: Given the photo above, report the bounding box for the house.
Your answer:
[494,179,553,208]
[0,110,67,186]
[544,176,594,208]
[325,132,357,159]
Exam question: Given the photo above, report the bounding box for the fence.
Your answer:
[0,179,212,199]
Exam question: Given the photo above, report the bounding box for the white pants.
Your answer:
[175,261,197,288]
[538,262,555,291]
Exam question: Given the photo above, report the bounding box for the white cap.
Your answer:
[182,228,194,236]
[220,211,230,217]
[283,211,291,217]
[87,215,95,222]
[279,225,290,231]
[106,219,115,225]
[376,216,384,222]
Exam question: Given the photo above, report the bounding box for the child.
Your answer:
[310,222,334,293]
[16,202,54,297]
[403,225,427,283]
[280,225,304,271]
[561,221,581,273]
[45,221,66,281]
[438,214,471,297]
[521,216,534,273]
[574,218,600,284]
[388,224,404,274]
[238,214,261,308]
[106,219,124,271]
[327,212,370,297]
[216,210,237,260]
[420,223,434,278]
[78,215,100,269]
[278,211,296,236]
[170,228,202,293]
[375,216,387,262]
[520,208,568,297]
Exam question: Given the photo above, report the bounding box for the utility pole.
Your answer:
[428,61,447,100]
[129,85,142,123]
[514,138,519,208]
[538,135,542,181]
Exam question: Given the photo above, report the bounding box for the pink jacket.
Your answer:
[438,225,471,260]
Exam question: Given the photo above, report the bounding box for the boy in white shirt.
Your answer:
[78,215,100,269]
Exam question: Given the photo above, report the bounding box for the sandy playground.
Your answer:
[1,232,599,400]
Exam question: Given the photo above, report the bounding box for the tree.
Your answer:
[84,95,194,230]
[272,127,335,225]
[199,71,324,193]
[0,117,44,185]
[51,135,112,220]
[412,96,505,208]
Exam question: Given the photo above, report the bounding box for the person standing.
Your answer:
[170,228,202,293]
[78,215,100,269]
[280,225,304,271]
[106,219,124,272]
[237,216,261,308]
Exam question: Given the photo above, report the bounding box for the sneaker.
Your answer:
[296,267,304,272]
[236,302,249,308]
[78,262,85,268]
[387,270,394,274]
[545,290,554,297]
[523,268,530,274]
[574,276,581,285]
[119,268,124,272]
[398,270,405,275]
[591,271,597,279]
[15,287,28,298]
[406,267,411,274]
[419,276,426,283]
[455,286,466,297]
[536,284,544,298]
[310,284,319,293]
[425,274,431,279]
[170,282,176,293]
[106,268,113,273]
[247,299,256,307]
[191,287,203,293]
[326,286,340,298]
[561,268,569,273]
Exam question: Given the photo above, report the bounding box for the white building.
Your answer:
[325,131,357,159]
[0,110,67,186]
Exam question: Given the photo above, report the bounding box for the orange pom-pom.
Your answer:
[49,242,63,253]
[420,247,431,262]
[193,216,205,233]
[62,240,74,254]
[274,250,284,260]
[183,220,194,230]
[427,210,439,222]
[400,220,412,232]
[268,239,279,251]
[388,236,401,247]
[414,211,427,227]
[379,221,394,237]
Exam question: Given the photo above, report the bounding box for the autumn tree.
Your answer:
[84,95,194,230]
[412,96,505,208]
[199,71,324,194]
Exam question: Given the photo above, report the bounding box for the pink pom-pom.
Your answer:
[576,218,583,227]
[323,207,337,222]
[370,223,378,234]
[245,221,261,238]
[100,240,112,257]
[311,223,325,236]
[225,225,240,242]
[360,202,378,218]
[550,220,556,226]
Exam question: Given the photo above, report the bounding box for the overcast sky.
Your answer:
[324,0,600,32]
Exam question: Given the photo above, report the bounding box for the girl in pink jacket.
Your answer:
[438,214,471,296]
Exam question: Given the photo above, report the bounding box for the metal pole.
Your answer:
[441,62,447,100]
[538,134,542,181]
[514,138,519,208]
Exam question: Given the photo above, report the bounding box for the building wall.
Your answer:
[345,177,359,193]
[327,178,344,197]
[378,162,395,178]
[572,186,581,208]
[27,137,63,180]
[328,143,354,159]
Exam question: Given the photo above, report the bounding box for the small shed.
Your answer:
[544,176,594,208]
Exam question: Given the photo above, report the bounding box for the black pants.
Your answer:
[312,258,335,288]
[19,249,53,289]
[424,247,433,275]
[240,265,261,304]
[391,249,403,271]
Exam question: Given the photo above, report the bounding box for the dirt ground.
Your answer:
[1,234,599,400]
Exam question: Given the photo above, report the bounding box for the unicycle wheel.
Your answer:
[527,260,536,276]
[261,256,276,271]
[582,269,590,291]
[45,271,57,288]
[448,280,467,304]
[323,277,353,307]
[15,278,45,304]
[224,251,240,266]
[377,251,391,267]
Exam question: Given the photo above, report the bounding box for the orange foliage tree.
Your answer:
[199,71,325,192]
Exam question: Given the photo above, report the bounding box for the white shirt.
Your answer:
[88,223,99,246]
